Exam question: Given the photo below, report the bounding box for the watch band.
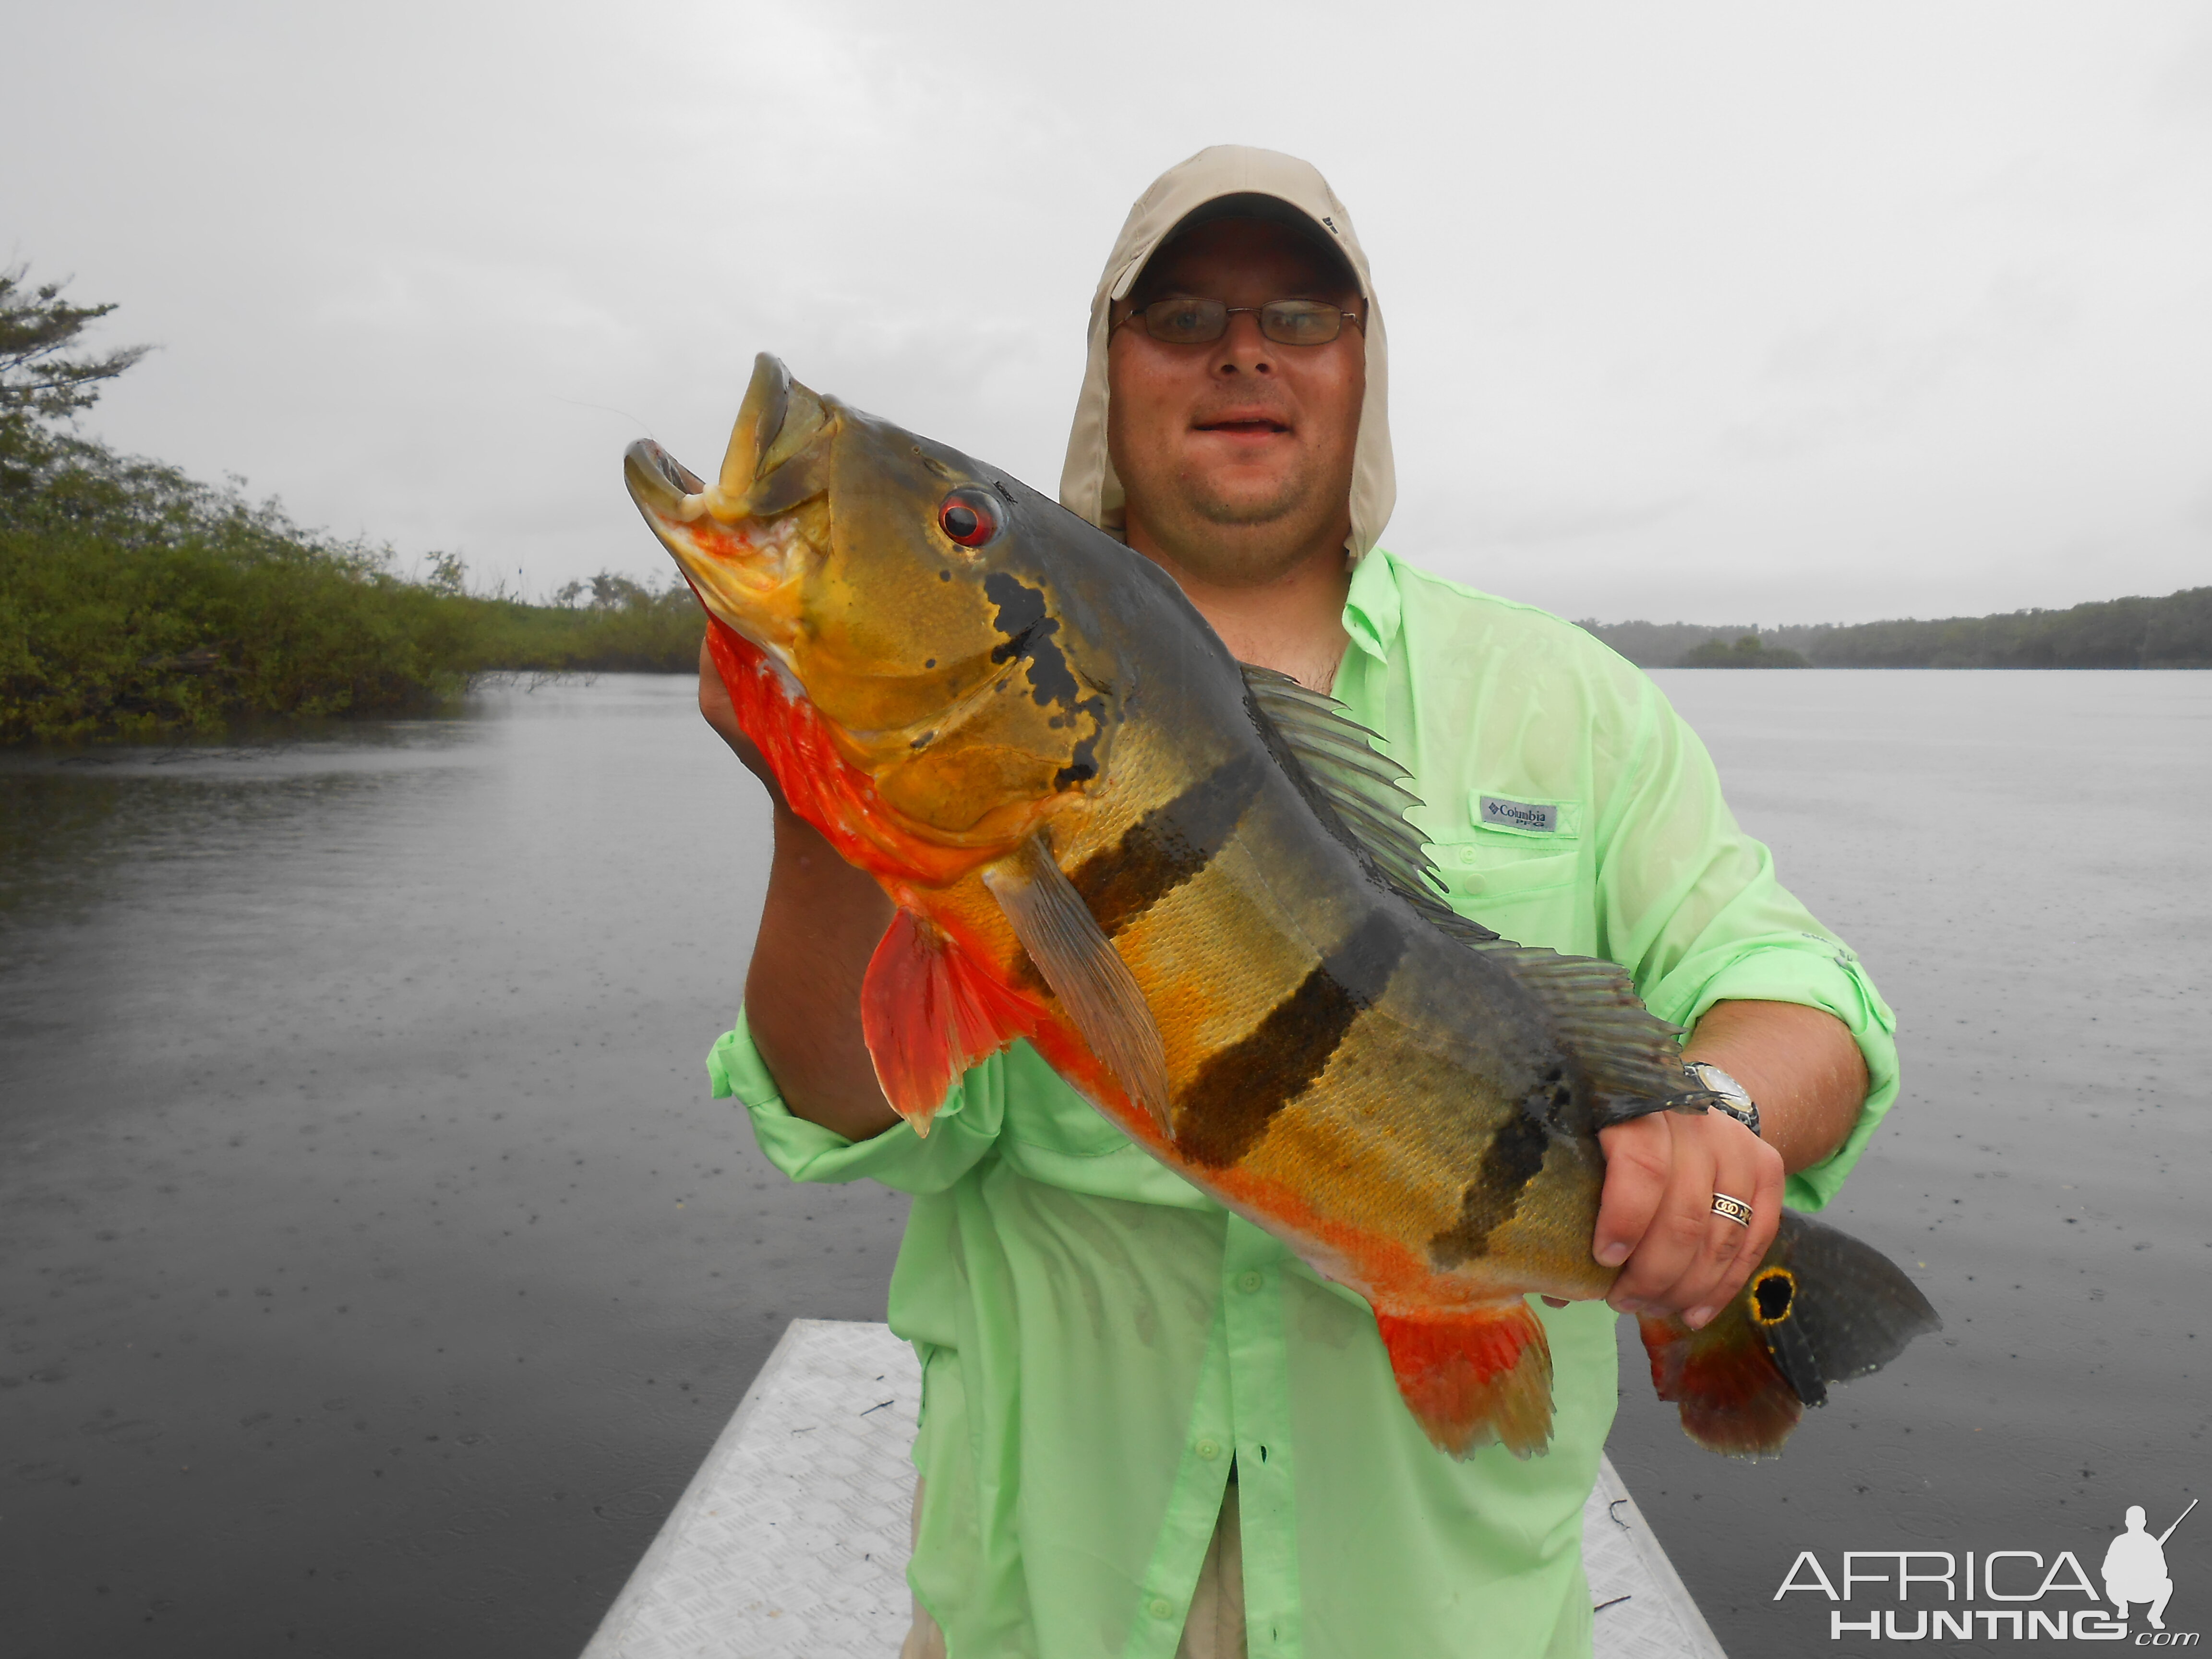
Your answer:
[1683,1061,1762,1139]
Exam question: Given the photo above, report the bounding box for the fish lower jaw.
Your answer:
[660,499,817,590]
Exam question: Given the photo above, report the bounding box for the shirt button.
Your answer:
[1237,1271,1263,1294]
[1195,1438,1221,1461]
[1148,1597,1174,1620]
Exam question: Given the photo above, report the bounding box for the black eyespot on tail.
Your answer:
[1752,1268,1795,1324]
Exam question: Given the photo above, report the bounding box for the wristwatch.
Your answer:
[1683,1061,1761,1139]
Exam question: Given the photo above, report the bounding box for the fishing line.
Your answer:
[543,393,660,440]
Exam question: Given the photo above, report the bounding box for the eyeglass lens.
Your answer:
[1135,298,1349,346]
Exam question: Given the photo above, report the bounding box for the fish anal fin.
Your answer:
[1638,1211,1941,1457]
[1374,1302,1555,1460]
[982,837,1173,1137]
[861,909,1033,1135]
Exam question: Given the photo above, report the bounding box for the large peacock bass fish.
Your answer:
[624,354,1938,1460]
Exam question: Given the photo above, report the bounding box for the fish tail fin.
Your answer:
[1375,1302,1555,1460]
[1639,1211,1941,1457]
[861,909,1033,1134]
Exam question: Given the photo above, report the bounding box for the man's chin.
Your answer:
[1136,487,1349,587]
[1183,477,1309,529]
[1191,500,1299,530]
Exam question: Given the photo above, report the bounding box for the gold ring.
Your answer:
[1711,1192,1753,1228]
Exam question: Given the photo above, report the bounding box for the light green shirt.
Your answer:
[709,549,1899,1658]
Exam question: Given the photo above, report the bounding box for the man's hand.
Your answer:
[1590,1109,1783,1328]
[1585,999,1868,1328]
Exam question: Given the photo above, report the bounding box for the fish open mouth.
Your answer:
[621,354,835,636]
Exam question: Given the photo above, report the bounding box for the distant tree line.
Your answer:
[1580,588,2212,670]
[1,264,703,743]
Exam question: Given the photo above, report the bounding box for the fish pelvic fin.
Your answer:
[1375,1301,1555,1460]
[1639,1210,1942,1457]
[861,910,1034,1136]
[982,836,1174,1139]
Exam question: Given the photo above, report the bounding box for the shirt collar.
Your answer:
[1341,545,1401,662]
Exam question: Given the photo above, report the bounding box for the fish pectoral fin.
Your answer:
[861,909,1034,1136]
[1374,1301,1555,1460]
[1639,1211,1941,1458]
[982,836,1174,1139]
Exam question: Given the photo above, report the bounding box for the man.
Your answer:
[701,147,1897,1657]
[2102,1505,2177,1630]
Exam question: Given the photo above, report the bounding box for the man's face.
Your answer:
[1106,218,1365,587]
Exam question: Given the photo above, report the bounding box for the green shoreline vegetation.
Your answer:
[5,267,2206,742]
[2,265,702,743]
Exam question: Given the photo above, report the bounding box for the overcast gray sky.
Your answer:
[8,0,2209,624]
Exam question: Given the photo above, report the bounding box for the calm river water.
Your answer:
[2,670,2206,1658]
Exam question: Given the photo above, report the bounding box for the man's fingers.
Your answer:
[1593,1114,1674,1273]
[1722,1144,1788,1308]
[1606,1118,1719,1314]
[1673,1123,1788,1329]
[1597,1113,1795,1324]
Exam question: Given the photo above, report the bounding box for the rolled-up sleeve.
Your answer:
[708,1009,1003,1194]
[1593,682,1899,1212]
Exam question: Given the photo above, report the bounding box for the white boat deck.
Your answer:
[581,1319,1726,1659]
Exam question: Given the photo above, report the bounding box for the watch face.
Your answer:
[1692,1063,1754,1109]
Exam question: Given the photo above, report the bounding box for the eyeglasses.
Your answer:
[1116,296,1364,347]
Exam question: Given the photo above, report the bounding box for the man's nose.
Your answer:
[1211,310,1274,374]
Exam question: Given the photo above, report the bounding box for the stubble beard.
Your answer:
[1146,460,1342,589]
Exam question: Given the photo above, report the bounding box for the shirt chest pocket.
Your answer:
[1424,789,1585,911]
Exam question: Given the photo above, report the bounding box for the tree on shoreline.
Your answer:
[1681,633,1809,669]
[0,265,150,495]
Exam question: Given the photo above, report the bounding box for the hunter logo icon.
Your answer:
[2106,1501,2193,1632]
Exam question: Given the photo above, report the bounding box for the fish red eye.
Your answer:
[938,488,999,548]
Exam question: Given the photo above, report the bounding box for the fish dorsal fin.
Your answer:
[1239,667,1701,1130]
[1239,664,1460,913]
[1478,944,1707,1129]
[983,835,1175,1138]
